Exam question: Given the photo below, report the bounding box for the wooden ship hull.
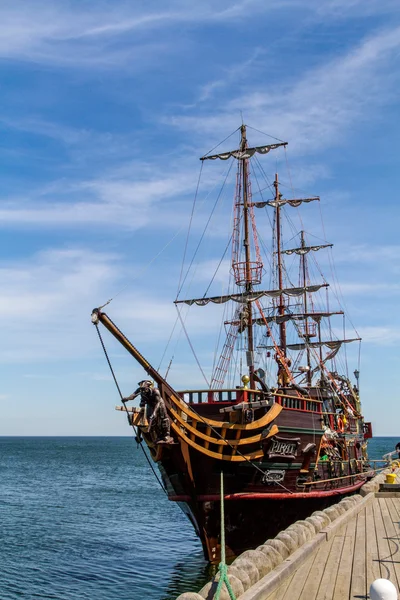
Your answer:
[140,399,367,562]
[123,383,368,562]
[96,306,370,563]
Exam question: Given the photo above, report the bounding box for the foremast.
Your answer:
[236,124,257,387]
[195,125,287,388]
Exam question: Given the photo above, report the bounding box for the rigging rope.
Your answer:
[176,160,235,299]
[157,313,180,372]
[175,305,210,387]
[317,202,361,339]
[201,126,241,159]
[177,161,204,298]
[246,125,287,144]
[203,233,233,299]
[93,322,167,495]
[289,318,361,417]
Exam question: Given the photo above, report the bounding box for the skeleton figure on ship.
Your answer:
[124,380,173,444]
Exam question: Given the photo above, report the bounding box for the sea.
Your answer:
[0,436,397,600]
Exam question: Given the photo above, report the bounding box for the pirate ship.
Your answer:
[92,125,372,563]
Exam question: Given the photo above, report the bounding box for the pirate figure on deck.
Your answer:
[124,380,173,444]
[396,441,400,460]
[276,353,292,388]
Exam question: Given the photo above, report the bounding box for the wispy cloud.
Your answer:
[168,25,400,152]
[0,139,241,232]
[0,1,291,69]
[0,246,156,362]
[0,164,197,230]
[335,245,400,267]
[197,48,265,104]
[359,326,400,345]
[314,0,400,16]
[330,281,400,297]
[0,3,171,68]
[0,245,227,364]
[1,0,396,69]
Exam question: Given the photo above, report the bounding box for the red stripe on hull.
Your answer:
[168,479,365,502]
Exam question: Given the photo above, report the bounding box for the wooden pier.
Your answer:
[242,491,400,600]
[177,470,400,600]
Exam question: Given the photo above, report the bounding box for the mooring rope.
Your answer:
[214,471,236,600]
[94,322,167,495]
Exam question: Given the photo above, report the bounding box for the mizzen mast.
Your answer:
[300,230,312,385]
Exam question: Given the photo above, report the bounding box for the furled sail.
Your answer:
[200,142,287,161]
[233,311,344,326]
[175,284,328,307]
[260,338,361,351]
[281,243,333,256]
[253,197,319,208]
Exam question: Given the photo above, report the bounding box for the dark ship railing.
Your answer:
[177,388,322,413]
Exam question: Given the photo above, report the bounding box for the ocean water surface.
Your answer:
[0,436,397,599]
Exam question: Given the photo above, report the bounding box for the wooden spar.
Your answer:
[317,319,324,365]
[115,405,138,412]
[91,308,178,401]
[301,230,312,385]
[240,124,255,387]
[94,306,285,425]
[274,173,287,352]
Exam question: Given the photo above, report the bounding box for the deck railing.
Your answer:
[275,395,322,413]
[177,388,322,413]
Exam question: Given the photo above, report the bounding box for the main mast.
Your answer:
[240,125,255,386]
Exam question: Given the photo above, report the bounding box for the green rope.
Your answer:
[214,472,236,600]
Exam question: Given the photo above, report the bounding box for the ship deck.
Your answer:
[263,494,400,600]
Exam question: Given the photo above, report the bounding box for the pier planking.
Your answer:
[265,496,400,600]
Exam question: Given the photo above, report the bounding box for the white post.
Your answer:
[370,579,398,600]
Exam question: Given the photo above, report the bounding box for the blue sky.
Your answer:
[1,0,400,436]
